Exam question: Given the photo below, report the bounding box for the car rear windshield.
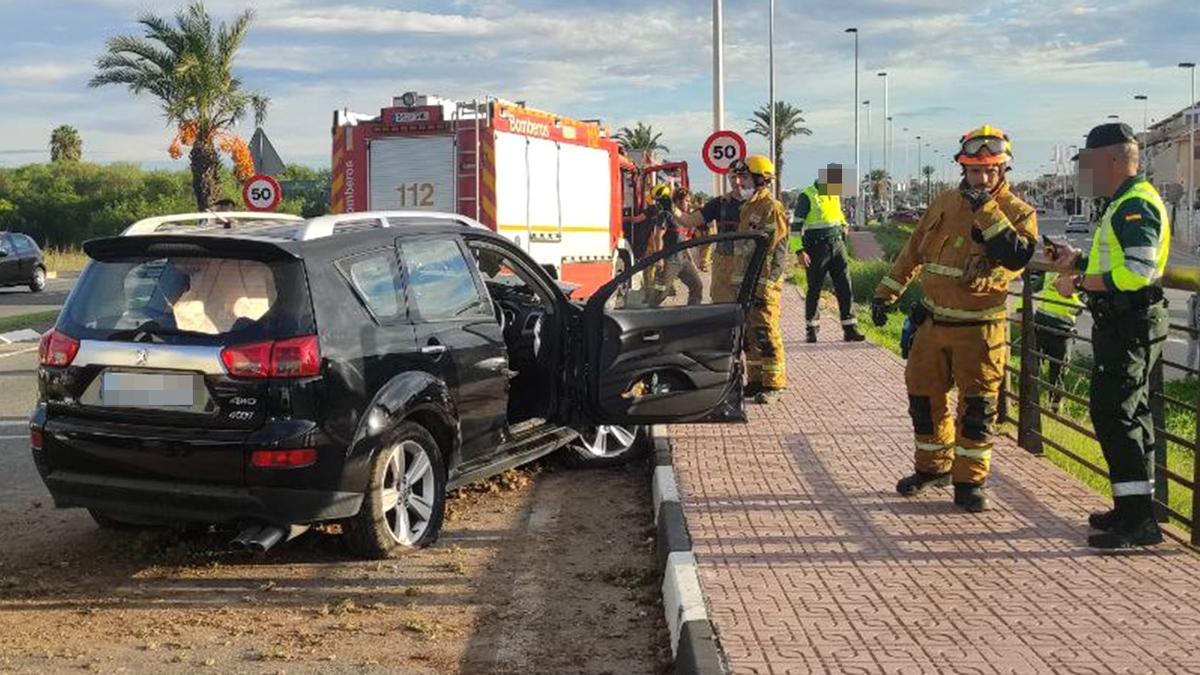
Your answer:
[59,256,314,344]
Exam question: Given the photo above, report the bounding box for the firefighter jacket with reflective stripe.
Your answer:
[874,181,1038,322]
[797,184,848,233]
[738,187,790,291]
[1083,177,1170,292]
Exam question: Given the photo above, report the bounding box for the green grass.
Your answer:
[43,247,88,273]
[0,310,60,333]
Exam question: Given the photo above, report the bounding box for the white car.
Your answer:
[1064,215,1090,234]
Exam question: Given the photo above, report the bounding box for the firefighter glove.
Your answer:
[871,297,891,327]
[960,187,993,212]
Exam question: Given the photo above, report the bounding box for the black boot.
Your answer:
[806,327,819,343]
[1088,508,1118,531]
[896,471,951,496]
[744,382,762,399]
[843,325,866,342]
[953,483,991,512]
[1088,497,1163,549]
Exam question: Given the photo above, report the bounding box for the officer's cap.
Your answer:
[1085,122,1138,150]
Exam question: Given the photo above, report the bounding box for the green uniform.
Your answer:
[795,184,856,332]
[1076,176,1170,517]
[1017,271,1084,407]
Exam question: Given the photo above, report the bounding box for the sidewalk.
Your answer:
[667,285,1200,674]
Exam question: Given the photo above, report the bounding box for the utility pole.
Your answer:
[1180,62,1196,246]
[846,28,861,229]
[878,71,889,211]
[712,0,725,197]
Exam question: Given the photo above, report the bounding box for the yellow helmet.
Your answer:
[955,125,1012,166]
[651,183,673,201]
[732,154,776,181]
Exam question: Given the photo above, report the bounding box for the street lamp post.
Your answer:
[768,0,776,197]
[712,0,725,197]
[1180,62,1196,246]
[846,28,861,229]
[1135,94,1149,134]
[864,100,872,218]
[878,71,889,211]
[915,135,922,205]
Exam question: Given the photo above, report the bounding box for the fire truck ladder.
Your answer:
[452,98,486,222]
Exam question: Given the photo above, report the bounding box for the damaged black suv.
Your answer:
[30,211,767,558]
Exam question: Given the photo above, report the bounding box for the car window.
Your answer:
[0,236,13,256]
[603,236,762,311]
[12,235,34,255]
[337,251,402,320]
[400,238,489,321]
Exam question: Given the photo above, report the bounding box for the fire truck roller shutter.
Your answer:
[558,141,612,261]
[368,136,456,212]
[526,137,561,242]
[494,131,531,251]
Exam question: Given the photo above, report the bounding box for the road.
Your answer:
[1036,215,1196,380]
[0,276,74,319]
[0,348,666,673]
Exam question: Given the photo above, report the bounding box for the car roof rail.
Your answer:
[300,210,490,241]
[121,212,305,236]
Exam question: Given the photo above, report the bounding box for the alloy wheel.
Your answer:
[379,440,437,546]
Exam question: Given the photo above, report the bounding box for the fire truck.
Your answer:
[331,93,688,297]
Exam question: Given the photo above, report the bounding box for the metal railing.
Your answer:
[1003,259,1200,544]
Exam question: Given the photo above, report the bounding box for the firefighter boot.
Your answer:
[806,326,818,343]
[843,324,866,342]
[754,388,784,405]
[953,483,991,512]
[896,471,951,496]
[1088,508,1118,531]
[1088,497,1163,550]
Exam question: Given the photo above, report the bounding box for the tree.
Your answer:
[90,2,268,209]
[746,102,812,187]
[49,126,82,162]
[615,122,669,161]
[867,169,889,200]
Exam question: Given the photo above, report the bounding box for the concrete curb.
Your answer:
[650,425,726,675]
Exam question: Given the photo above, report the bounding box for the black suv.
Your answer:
[0,231,47,292]
[31,211,768,558]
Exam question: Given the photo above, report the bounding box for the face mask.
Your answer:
[737,187,756,200]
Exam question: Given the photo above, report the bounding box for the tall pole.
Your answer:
[1135,94,1149,173]
[712,0,725,197]
[916,135,922,206]
[879,71,889,211]
[1183,63,1197,246]
[846,28,861,228]
[864,100,872,218]
[903,127,911,197]
[768,0,776,197]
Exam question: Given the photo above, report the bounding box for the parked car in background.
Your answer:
[0,231,46,292]
[31,210,769,559]
[1064,215,1090,234]
[891,209,920,225]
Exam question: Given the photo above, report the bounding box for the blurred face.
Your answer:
[964,164,1003,190]
[818,164,844,196]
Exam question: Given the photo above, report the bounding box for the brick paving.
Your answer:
[847,230,884,261]
[669,285,1200,674]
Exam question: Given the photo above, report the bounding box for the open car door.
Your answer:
[576,232,769,425]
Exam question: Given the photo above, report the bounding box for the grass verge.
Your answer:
[0,310,60,334]
[43,247,89,274]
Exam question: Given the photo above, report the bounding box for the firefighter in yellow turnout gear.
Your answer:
[730,156,790,403]
[872,125,1038,512]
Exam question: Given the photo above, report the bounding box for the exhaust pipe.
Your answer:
[229,525,262,551]
[245,525,287,553]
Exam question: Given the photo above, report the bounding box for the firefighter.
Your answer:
[1016,270,1084,413]
[730,155,790,403]
[1045,122,1170,549]
[872,125,1038,512]
[795,163,866,343]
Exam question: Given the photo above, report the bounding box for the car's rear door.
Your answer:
[574,232,768,425]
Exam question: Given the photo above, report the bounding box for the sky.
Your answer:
[0,0,1198,192]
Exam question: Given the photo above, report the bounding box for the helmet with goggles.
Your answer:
[955,125,1012,166]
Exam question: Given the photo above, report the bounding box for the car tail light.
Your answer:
[38,329,80,367]
[221,336,320,379]
[251,448,317,469]
[30,428,43,450]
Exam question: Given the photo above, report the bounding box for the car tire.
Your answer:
[344,422,447,559]
[88,508,169,530]
[29,266,46,293]
[562,424,650,469]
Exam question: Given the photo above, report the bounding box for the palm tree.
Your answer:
[921,165,936,203]
[49,125,82,162]
[89,2,268,209]
[615,122,669,163]
[747,102,812,187]
[867,169,889,200]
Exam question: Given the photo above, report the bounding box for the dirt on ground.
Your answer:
[0,458,669,674]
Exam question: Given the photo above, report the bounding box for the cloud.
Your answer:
[0,62,90,86]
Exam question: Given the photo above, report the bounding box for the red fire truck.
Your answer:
[331,93,687,297]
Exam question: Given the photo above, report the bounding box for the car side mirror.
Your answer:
[0,250,10,258]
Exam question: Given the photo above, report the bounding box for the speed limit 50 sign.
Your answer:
[701,130,747,175]
[242,174,282,212]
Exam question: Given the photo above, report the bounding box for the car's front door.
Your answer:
[0,235,20,284]
[398,236,509,465]
[575,232,769,425]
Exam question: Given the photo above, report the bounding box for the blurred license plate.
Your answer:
[101,372,194,408]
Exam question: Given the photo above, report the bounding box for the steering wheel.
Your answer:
[493,301,507,333]
[532,314,544,358]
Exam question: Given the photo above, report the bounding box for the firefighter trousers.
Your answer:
[905,318,1007,485]
[746,280,786,391]
[709,254,739,305]
[1090,303,1167,514]
[803,234,856,329]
